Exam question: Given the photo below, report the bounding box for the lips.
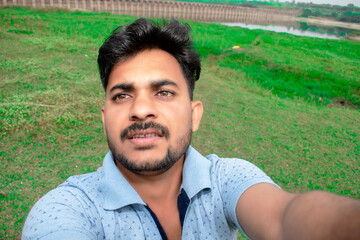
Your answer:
[127,129,163,139]
[120,122,170,148]
[132,133,158,138]
[126,129,163,147]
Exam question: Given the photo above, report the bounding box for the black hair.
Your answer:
[97,18,201,100]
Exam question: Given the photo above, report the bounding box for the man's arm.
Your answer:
[236,183,360,240]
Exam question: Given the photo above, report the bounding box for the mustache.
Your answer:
[120,122,170,141]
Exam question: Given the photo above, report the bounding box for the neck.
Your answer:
[116,156,185,204]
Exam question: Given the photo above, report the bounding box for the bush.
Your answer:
[337,11,360,23]
[331,11,338,18]
[301,8,311,18]
[312,10,323,17]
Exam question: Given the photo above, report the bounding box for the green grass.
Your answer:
[1,7,359,239]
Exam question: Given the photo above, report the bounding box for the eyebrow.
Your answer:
[109,83,134,93]
[109,79,178,93]
[150,79,178,88]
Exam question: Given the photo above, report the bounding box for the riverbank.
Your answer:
[296,17,360,31]
[295,17,360,41]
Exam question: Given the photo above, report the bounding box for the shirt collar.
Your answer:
[98,152,145,210]
[181,146,212,199]
[98,146,211,210]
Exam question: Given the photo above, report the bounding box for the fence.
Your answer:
[0,0,301,25]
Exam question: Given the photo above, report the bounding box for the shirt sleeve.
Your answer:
[22,186,103,240]
[215,157,279,232]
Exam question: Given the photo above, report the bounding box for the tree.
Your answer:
[337,11,360,23]
[301,8,312,18]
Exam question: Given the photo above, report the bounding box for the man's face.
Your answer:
[101,49,203,175]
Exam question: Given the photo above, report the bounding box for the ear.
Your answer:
[101,106,107,137]
[191,100,203,132]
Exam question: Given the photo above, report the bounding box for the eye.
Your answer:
[156,90,174,98]
[112,93,131,102]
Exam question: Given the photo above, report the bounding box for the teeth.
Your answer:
[133,133,158,138]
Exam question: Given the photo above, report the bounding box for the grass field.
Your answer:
[1,7,359,239]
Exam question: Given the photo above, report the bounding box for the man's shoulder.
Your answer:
[49,167,103,202]
[187,146,255,169]
[204,152,275,189]
[61,168,102,189]
[205,153,258,171]
[24,168,103,213]
[22,169,105,239]
[185,147,269,187]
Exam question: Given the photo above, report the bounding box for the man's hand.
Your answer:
[236,183,360,240]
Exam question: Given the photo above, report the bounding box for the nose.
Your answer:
[129,93,158,121]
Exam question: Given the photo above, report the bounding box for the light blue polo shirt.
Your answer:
[22,146,277,239]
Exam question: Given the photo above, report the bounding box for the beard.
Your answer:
[107,121,192,175]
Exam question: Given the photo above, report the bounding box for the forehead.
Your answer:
[107,49,187,90]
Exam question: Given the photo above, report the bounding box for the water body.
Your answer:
[222,22,356,40]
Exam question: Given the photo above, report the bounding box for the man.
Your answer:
[23,18,360,240]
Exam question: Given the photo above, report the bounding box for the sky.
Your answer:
[278,0,360,7]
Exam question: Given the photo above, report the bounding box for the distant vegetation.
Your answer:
[337,11,360,23]
[175,0,360,23]
[300,3,360,24]
[296,2,360,12]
